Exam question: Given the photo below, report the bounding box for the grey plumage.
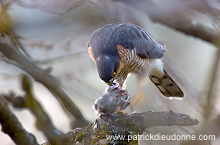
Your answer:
[93,83,130,114]
[89,22,165,60]
[88,22,184,98]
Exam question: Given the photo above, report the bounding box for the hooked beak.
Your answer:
[106,77,115,86]
[106,82,111,85]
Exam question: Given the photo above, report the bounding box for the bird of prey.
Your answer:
[88,22,184,98]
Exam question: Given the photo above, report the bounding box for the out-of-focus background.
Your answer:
[0,0,220,145]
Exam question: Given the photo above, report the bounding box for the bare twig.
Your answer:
[0,96,38,145]
[16,0,86,14]
[36,50,87,65]
[21,75,66,145]
[203,50,220,120]
[2,92,26,108]
[5,30,32,58]
[0,2,31,58]
[0,43,88,127]
[110,0,220,47]
[149,14,220,49]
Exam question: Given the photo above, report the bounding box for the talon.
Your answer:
[117,110,126,115]
[120,90,127,96]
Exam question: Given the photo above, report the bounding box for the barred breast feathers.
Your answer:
[116,45,162,76]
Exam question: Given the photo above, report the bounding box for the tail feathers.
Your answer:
[150,70,184,98]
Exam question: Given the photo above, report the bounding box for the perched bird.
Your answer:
[88,22,184,98]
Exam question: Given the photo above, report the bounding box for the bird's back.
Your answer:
[88,22,164,60]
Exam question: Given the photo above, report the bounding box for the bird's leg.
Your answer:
[116,110,128,115]
[115,77,127,90]
[131,71,149,107]
[131,81,144,107]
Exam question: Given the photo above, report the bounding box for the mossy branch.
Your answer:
[0,96,38,145]
[65,111,199,144]
[2,75,67,145]
[65,85,198,144]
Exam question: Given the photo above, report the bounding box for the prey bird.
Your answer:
[88,22,184,98]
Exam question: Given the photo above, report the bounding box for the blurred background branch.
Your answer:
[0,96,38,145]
[20,75,65,145]
[0,0,220,145]
[0,43,88,127]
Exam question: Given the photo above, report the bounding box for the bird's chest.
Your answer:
[120,57,146,74]
[116,45,149,77]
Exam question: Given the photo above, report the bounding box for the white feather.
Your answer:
[149,58,164,78]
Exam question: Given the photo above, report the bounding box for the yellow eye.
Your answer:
[112,72,116,77]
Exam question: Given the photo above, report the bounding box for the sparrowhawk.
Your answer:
[88,22,184,98]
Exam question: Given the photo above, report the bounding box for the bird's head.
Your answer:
[96,55,119,85]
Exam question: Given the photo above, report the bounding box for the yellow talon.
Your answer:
[117,110,126,115]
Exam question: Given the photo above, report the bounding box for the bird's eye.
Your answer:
[112,72,116,77]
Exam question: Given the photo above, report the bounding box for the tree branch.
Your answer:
[0,43,88,127]
[65,84,198,144]
[150,15,220,45]
[2,75,69,145]
[65,111,199,144]
[113,0,220,47]
[21,75,66,145]
[0,96,38,145]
